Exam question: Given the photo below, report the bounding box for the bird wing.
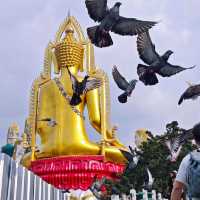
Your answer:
[137,31,160,65]
[112,16,157,37]
[137,64,159,86]
[112,66,129,91]
[171,136,181,152]
[67,68,78,92]
[84,78,102,93]
[85,0,108,22]
[165,140,172,151]
[179,85,200,105]
[187,85,200,97]
[157,63,196,77]
[171,145,182,162]
[179,129,193,144]
[165,132,188,162]
[120,149,133,162]
[191,84,200,95]
[129,145,135,155]
[147,168,154,185]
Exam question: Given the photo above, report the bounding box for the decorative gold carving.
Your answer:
[42,42,53,80]
[54,30,84,70]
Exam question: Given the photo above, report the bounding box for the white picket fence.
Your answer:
[64,188,168,200]
[110,189,168,200]
[0,153,167,200]
[0,153,65,200]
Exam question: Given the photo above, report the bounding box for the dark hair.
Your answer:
[192,123,200,144]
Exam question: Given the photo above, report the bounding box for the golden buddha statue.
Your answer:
[21,16,126,168]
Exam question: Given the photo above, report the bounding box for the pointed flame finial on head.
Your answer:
[67,9,71,19]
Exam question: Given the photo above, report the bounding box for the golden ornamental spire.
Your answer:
[52,15,96,73]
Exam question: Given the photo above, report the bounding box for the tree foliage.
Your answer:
[105,121,196,198]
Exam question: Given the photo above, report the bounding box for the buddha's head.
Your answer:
[54,28,84,73]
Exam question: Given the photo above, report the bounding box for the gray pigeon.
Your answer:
[112,66,137,103]
[85,0,157,47]
[165,128,193,162]
[67,68,102,106]
[178,84,200,105]
[143,168,154,191]
[120,146,141,172]
[136,31,196,85]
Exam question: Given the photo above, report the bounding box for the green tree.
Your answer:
[105,121,195,198]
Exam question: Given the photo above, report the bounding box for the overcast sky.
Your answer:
[0,0,200,147]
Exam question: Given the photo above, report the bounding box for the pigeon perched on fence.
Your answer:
[143,168,154,191]
[165,129,193,162]
[136,31,196,85]
[120,146,141,172]
[178,83,200,105]
[112,66,137,103]
[85,0,157,47]
[67,68,102,106]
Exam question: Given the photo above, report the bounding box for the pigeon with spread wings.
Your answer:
[136,31,196,85]
[178,83,200,105]
[112,66,137,103]
[120,146,141,172]
[143,168,154,191]
[67,68,102,106]
[85,0,157,47]
[165,128,193,162]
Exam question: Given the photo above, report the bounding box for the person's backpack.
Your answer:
[186,151,200,198]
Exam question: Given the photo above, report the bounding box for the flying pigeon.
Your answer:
[136,31,196,85]
[67,68,102,106]
[38,118,57,127]
[165,129,193,162]
[143,168,154,191]
[89,176,107,200]
[178,83,200,105]
[165,139,182,162]
[112,66,137,103]
[120,146,141,172]
[85,0,157,47]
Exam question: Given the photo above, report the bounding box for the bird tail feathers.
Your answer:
[87,26,113,48]
[137,64,158,86]
[118,93,128,103]
[70,93,82,106]
[178,95,184,105]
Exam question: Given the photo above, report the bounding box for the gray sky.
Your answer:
[0,0,200,146]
